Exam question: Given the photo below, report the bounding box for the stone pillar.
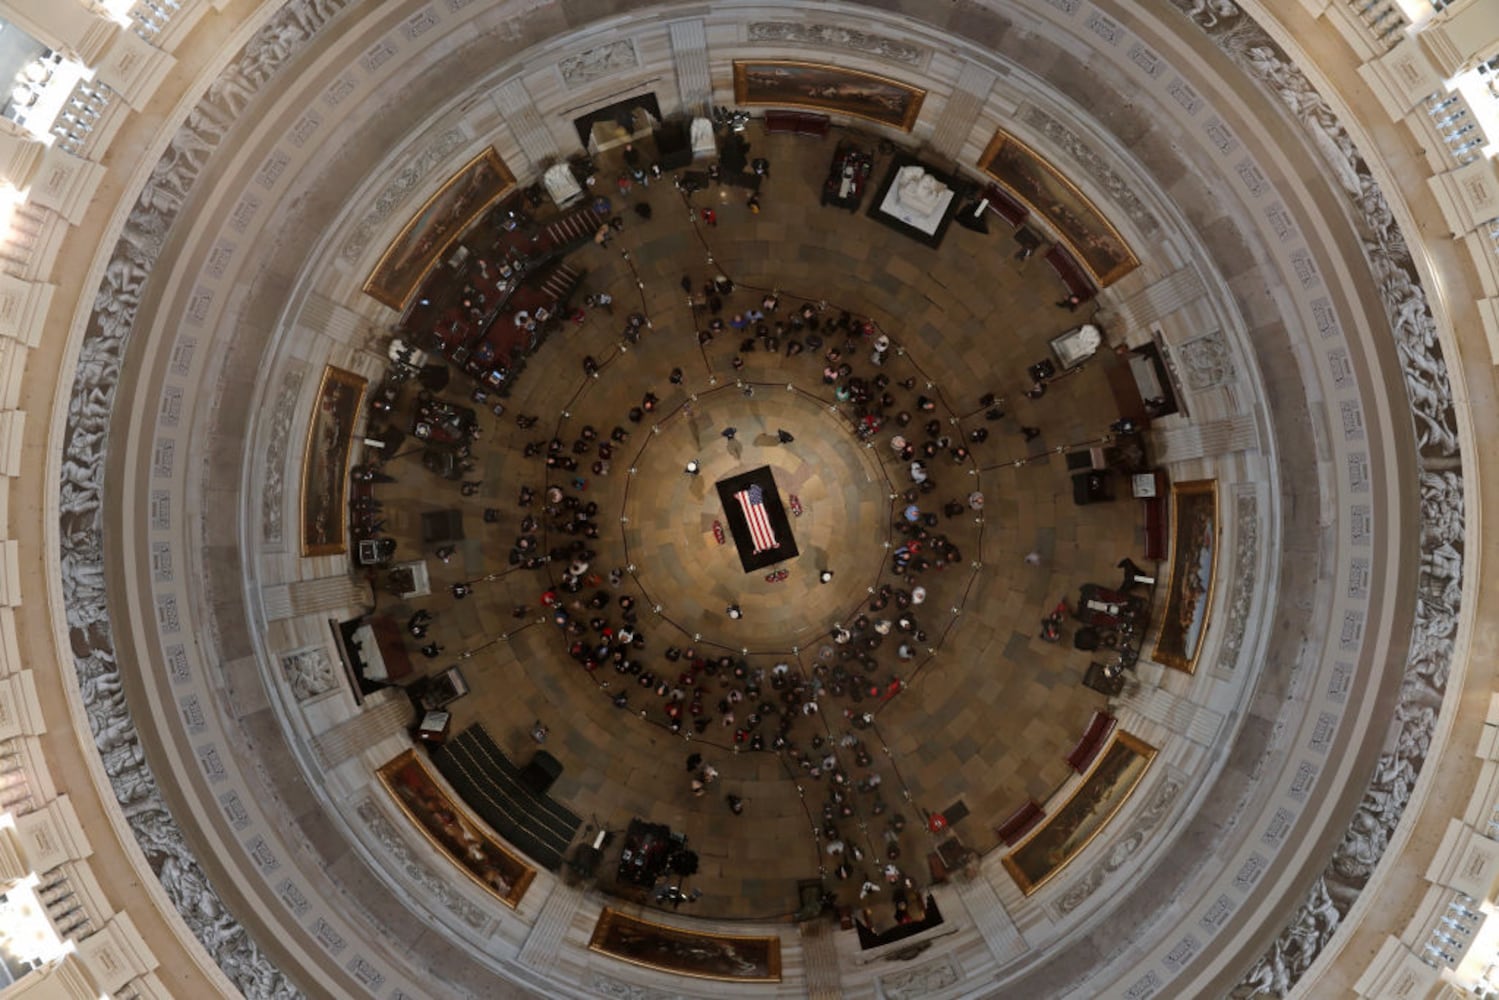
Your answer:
[953,875,1028,964]
[517,882,585,974]
[0,1,118,66]
[0,124,45,193]
[1116,689,1225,745]
[1358,35,1446,119]
[0,2,172,109]
[927,62,997,161]
[3,957,98,999]
[0,272,55,347]
[308,690,413,768]
[263,573,369,620]
[12,796,90,872]
[73,913,157,995]
[668,19,712,117]
[288,574,369,616]
[1110,265,1206,331]
[1352,936,1441,998]
[0,669,42,738]
[299,292,368,345]
[1427,157,1499,236]
[1148,413,1259,464]
[1478,297,1499,365]
[492,78,560,173]
[1418,0,1499,77]
[0,538,22,605]
[799,919,842,1000]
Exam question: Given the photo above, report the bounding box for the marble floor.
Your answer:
[370,127,1146,925]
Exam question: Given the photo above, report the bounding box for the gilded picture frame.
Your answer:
[1002,730,1157,895]
[733,59,925,132]
[362,147,516,311]
[1152,479,1220,673]
[588,907,782,982]
[376,749,536,908]
[299,365,366,556]
[978,128,1139,287]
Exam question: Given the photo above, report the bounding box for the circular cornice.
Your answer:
[40,1,1465,997]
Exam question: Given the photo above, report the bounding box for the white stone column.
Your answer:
[517,882,585,974]
[1423,817,1499,899]
[12,796,90,872]
[288,573,369,617]
[1115,687,1225,745]
[0,668,42,737]
[1110,265,1206,332]
[1427,157,1499,236]
[0,271,54,348]
[954,874,1028,964]
[927,62,997,161]
[1352,935,1441,998]
[0,1,118,65]
[1148,413,1260,463]
[3,956,98,999]
[1358,35,1445,119]
[1477,297,1499,364]
[668,19,712,117]
[73,913,157,995]
[1418,0,1499,77]
[492,78,561,173]
[798,919,842,1000]
[308,690,413,769]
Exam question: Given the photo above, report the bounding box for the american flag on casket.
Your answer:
[734,484,779,553]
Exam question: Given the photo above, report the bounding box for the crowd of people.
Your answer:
[358,137,1082,923]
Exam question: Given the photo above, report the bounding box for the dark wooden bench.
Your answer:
[764,110,830,137]
[1143,495,1167,560]
[996,800,1045,846]
[1065,710,1116,772]
[983,183,1029,226]
[1045,245,1098,302]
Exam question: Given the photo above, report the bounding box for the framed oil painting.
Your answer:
[376,749,535,908]
[300,365,366,556]
[733,60,925,132]
[978,129,1139,287]
[1002,730,1157,895]
[589,908,782,982]
[1153,479,1220,672]
[362,147,516,310]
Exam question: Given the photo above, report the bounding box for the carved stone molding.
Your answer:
[352,798,489,931]
[61,2,362,996]
[880,954,963,999]
[1215,486,1260,675]
[1018,104,1162,235]
[558,39,639,88]
[1161,1,1464,994]
[1176,329,1237,391]
[260,365,305,545]
[1053,769,1188,917]
[279,647,336,703]
[337,127,468,263]
[589,972,689,1000]
[747,21,925,65]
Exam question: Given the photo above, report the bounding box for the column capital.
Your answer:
[1418,0,1499,77]
[13,795,93,872]
[1357,35,1446,120]
[1427,156,1499,236]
